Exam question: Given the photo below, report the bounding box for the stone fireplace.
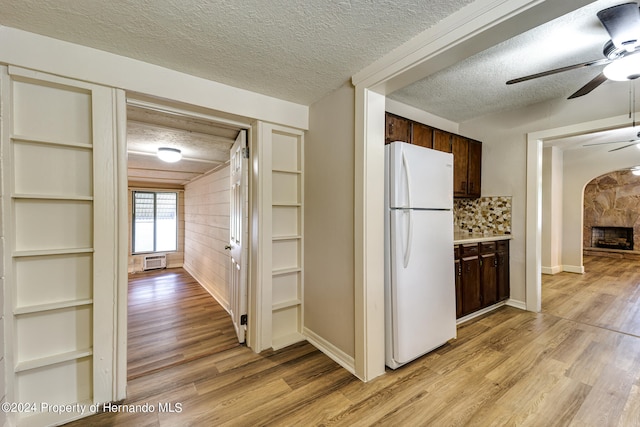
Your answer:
[583,170,640,253]
[591,226,634,250]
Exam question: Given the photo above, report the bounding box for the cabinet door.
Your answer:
[481,252,497,306]
[412,122,433,149]
[433,129,451,152]
[461,256,481,315]
[454,258,463,318]
[452,135,469,197]
[497,241,510,301]
[467,139,482,198]
[385,113,411,144]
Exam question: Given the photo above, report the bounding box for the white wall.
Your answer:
[305,83,356,359]
[460,81,633,304]
[541,146,563,274]
[183,166,231,310]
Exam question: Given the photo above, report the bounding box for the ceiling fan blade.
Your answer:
[506,58,610,85]
[609,142,640,152]
[567,72,608,99]
[583,138,639,147]
[597,2,640,50]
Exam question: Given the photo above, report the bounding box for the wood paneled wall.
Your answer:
[183,166,231,310]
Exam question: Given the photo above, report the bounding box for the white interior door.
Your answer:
[229,130,248,343]
[1,66,119,426]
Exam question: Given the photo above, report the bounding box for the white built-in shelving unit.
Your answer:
[268,128,304,350]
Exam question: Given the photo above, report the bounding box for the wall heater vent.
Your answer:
[143,254,166,271]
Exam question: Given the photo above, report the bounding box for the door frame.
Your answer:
[350,0,594,381]
[116,96,254,397]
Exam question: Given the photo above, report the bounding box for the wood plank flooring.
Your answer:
[64,257,640,426]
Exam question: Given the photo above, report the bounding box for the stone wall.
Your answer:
[583,170,640,250]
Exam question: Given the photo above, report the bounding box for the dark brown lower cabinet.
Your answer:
[454,240,510,319]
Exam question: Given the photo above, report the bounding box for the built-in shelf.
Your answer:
[15,348,93,373]
[272,267,302,276]
[12,134,93,150]
[13,248,94,258]
[272,235,302,241]
[272,168,302,174]
[272,299,301,311]
[273,202,302,207]
[15,299,93,316]
[12,193,93,201]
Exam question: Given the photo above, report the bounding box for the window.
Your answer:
[132,191,178,253]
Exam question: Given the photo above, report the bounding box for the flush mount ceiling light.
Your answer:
[632,166,640,176]
[157,147,182,163]
[603,53,640,81]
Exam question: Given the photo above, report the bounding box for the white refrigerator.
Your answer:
[384,141,457,369]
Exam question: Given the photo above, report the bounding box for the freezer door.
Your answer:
[388,209,456,366]
[387,141,453,210]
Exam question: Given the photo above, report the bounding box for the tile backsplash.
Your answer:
[454,196,512,234]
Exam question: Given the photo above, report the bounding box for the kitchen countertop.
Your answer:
[454,232,512,244]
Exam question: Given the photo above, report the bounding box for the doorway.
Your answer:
[124,98,250,378]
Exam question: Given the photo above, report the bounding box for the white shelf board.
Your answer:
[15,348,93,373]
[12,193,93,201]
[272,299,301,311]
[15,298,93,315]
[272,267,302,276]
[12,134,93,150]
[13,247,94,258]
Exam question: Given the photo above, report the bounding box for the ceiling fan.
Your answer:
[582,130,640,151]
[507,2,640,99]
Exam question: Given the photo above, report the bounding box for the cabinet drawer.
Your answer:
[479,241,496,254]
[461,244,479,257]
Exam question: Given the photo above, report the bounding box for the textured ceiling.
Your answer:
[126,106,240,186]
[0,0,474,107]
[3,0,639,178]
[389,0,630,122]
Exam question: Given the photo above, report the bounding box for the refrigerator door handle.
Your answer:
[403,209,412,268]
[401,150,412,208]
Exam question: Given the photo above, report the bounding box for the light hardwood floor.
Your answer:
[65,256,640,426]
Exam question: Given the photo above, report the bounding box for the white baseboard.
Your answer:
[541,265,562,275]
[506,298,526,310]
[562,264,585,274]
[303,327,355,375]
[182,263,231,314]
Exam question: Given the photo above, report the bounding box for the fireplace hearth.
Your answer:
[591,226,634,250]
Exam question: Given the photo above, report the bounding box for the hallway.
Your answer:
[127,268,240,379]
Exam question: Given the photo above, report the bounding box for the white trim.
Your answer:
[114,88,129,402]
[562,265,585,274]
[353,0,594,382]
[183,264,231,314]
[506,299,527,311]
[456,301,508,325]
[353,87,386,382]
[0,26,308,131]
[541,265,563,275]
[525,114,633,313]
[303,328,355,375]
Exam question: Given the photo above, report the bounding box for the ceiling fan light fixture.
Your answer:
[157,147,182,163]
[603,54,640,81]
[632,166,640,176]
